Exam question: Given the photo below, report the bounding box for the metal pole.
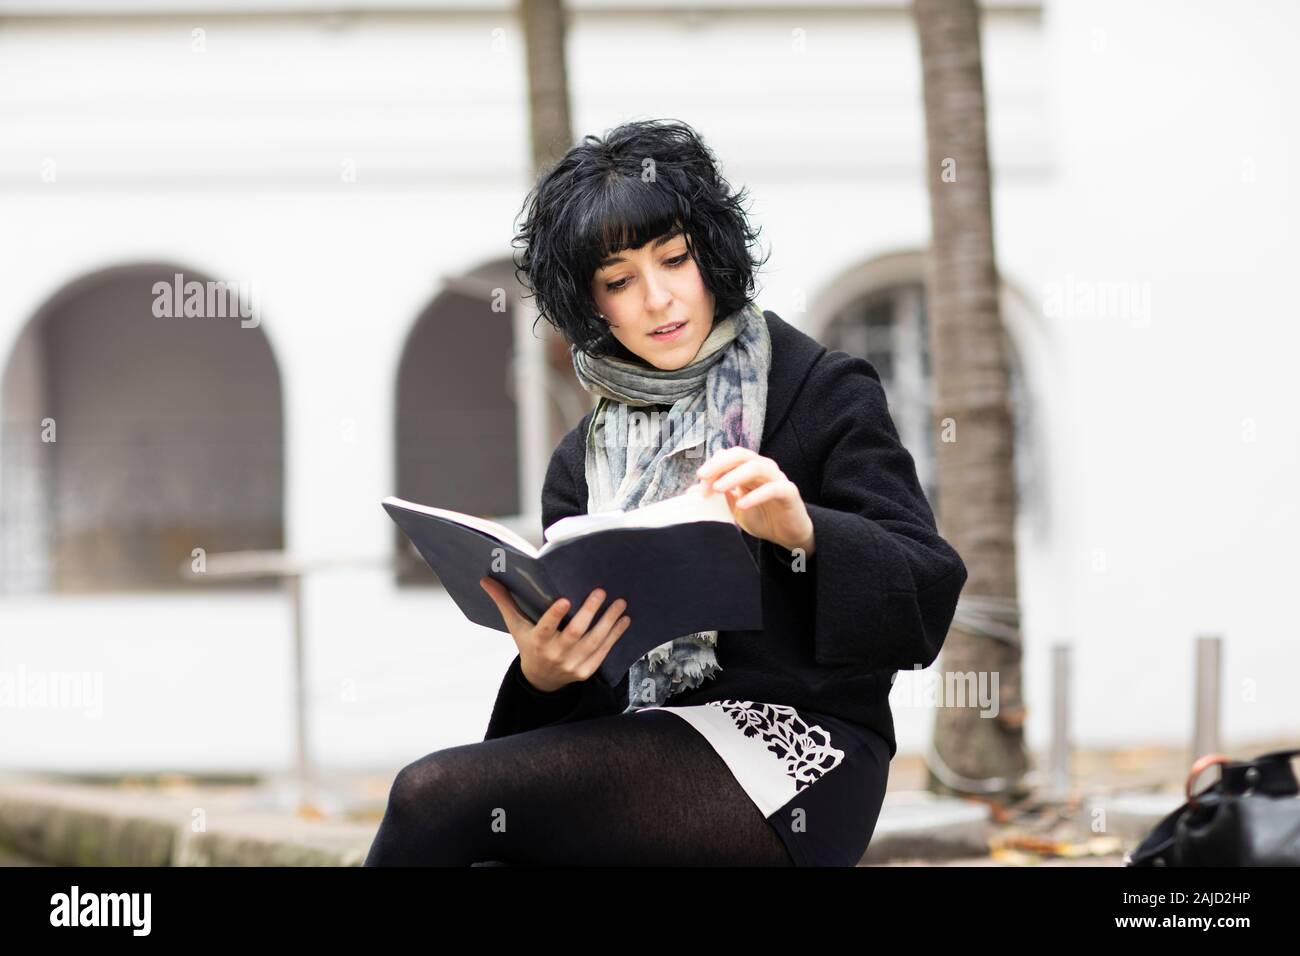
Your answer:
[1192,634,1222,763]
[1048,642,1071,797]
[515,294,547,529]
[287,571,312,810]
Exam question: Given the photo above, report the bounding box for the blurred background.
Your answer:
[0,0,1297,863]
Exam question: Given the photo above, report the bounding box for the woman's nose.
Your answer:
[641,269,672,310]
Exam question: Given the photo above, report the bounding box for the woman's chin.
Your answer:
[645,350,691,371]
[646,333,707,370]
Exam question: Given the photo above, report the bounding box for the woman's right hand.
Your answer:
[478,577,631,693]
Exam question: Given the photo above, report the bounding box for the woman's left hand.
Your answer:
[695,447,815,555]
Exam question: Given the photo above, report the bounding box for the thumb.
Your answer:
[480,576,524,629]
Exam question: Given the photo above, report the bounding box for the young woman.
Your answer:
[363,119,968,867]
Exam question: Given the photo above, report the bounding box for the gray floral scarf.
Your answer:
[570,302,771,713]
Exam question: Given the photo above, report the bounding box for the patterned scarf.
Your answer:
[570,302,771,713]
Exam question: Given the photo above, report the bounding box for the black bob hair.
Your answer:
[511,118,770,361]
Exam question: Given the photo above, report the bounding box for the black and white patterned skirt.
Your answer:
[631,699,891,867]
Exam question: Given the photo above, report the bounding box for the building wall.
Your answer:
[0,0,1294,773]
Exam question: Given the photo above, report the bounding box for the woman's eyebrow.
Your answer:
[597,233,683,268]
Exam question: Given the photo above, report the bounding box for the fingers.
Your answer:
[480,578,631,680]
[705,456,781,497]
[695,445,756,483]
[479,576,528,630]
[574,606,633,677]
[735,477,796,511]
[585,595,628,644]
[557,587,610,643]
[553,588,630,673]
[480,576,573,639]
[534,593,573,639]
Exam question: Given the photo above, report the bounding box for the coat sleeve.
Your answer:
[782,351,968,672]
[483,411,621,740]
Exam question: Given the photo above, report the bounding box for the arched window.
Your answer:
[819,280,1039,523]
[392,258,595,587]
[0,263,284,593]
[394,261,522,587]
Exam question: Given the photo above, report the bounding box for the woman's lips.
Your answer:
[649,319,688,341]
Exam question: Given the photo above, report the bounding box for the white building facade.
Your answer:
[1,0,1296,775]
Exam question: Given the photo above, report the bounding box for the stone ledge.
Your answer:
[0,780,373,867]
[2,779,1007,867]
[174,814,372,866]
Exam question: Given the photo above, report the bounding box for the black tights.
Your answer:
[363,710,795,866]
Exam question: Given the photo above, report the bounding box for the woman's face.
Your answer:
[589,230,716,370]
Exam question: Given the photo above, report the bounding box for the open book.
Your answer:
[382,483,762,687]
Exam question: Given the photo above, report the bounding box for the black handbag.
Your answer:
[1125,748,1300,866]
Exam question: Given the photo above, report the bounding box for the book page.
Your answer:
[383,496,539,557]
[541,482,735,550]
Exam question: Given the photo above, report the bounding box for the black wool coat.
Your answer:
[484,309,968,759]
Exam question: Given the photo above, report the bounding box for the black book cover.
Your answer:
[382,496,762,687]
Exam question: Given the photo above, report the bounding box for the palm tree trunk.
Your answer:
[913,0,1029,803]
[518,0,594,445]
[520,0,573,176]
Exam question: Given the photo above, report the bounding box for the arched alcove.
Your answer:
[0,262,284,593]
[393,260,522,587]
[392,256,595,586]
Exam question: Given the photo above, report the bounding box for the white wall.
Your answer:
[1036,0,1300,750]
[1,1,1294,775]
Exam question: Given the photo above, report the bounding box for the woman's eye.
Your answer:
[604,255,687,293]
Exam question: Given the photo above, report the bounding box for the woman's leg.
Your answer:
[362,709,794,866]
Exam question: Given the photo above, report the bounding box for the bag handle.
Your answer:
[1185,753,1231,810]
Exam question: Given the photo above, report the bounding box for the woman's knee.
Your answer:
[386,741,510,821]
[385,749,462,821]
[365,747,497,866]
